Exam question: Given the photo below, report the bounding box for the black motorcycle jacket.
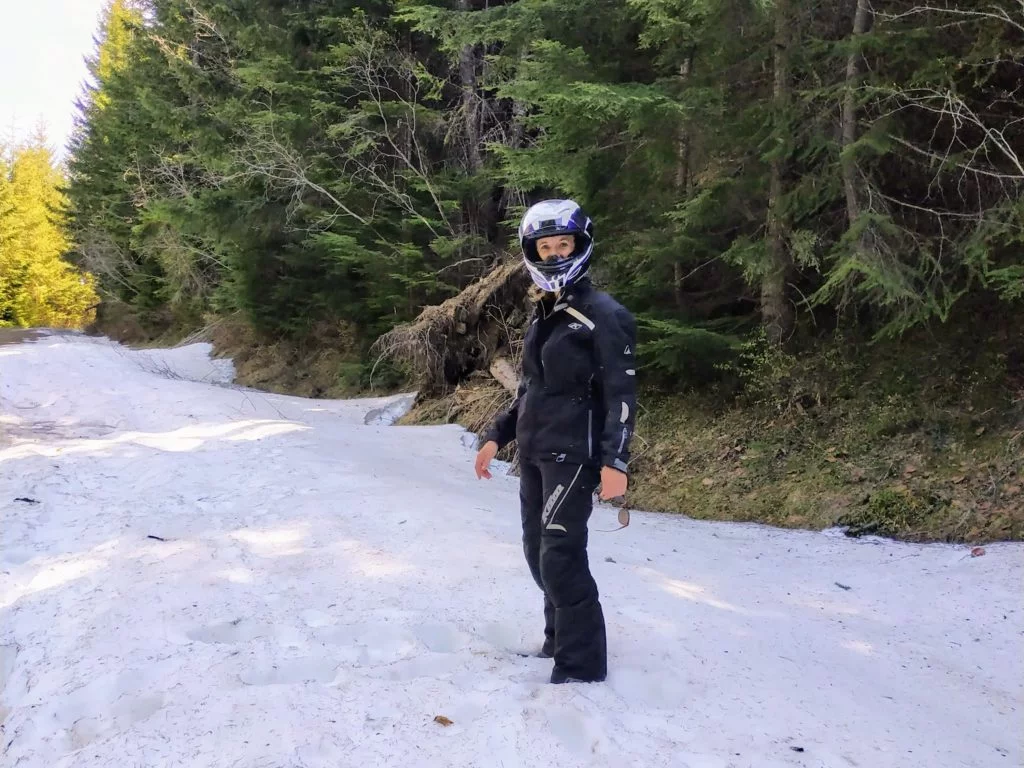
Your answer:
[483,278,638,472]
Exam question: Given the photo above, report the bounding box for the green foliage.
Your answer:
[66,0,472,345]
[636,315,739,388]
[731,327,801,406]
[838,488,944,539]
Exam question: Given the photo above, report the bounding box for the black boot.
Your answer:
[540,596,555,657]
[537,640,553,659]
[550,667,605,684]
[517,643,553,659]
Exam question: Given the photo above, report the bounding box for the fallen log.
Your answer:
[488,355,520,394]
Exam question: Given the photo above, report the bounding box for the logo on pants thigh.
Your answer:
[542,484,565,527]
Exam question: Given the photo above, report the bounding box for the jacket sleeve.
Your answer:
[481,376,527,450]
[593,307,638,473]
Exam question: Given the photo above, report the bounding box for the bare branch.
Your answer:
[220,116,372,228]
[872,87,1024,182]
[338,29,455,237]
[873,1,1024,34]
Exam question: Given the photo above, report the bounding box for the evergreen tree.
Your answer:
[0,135,98,328]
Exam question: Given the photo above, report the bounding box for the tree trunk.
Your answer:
[496,52,530,238]
[836,0,877,316]
[457,0,486,248]
[459,42,483,175]
[841,0,873,227]
[762,0,794,345]
[673,51,695,309]
[401,30,414,182]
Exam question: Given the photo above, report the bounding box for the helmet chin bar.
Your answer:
[525,252,589,292]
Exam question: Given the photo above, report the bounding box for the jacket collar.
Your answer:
[535,278,592,319]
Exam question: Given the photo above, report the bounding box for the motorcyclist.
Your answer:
[475,199,637,684]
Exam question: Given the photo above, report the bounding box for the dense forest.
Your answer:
[57,0,1024,540]
[66,0,1022,348]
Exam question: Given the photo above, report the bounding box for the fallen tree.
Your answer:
[372,256,532,396]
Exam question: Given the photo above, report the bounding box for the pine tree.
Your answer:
[65,0,159,319]
[0,135,98,328]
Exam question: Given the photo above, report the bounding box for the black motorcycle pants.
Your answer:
[519,457,607,682]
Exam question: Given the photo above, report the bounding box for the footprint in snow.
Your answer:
[0,644,18,725]
[69,693,167,750]
[300,609,336,628]
[321,622,419,665]
[1,548,34,566]
[413,622,468,653]
[547,706,600,755]
[0,644,17,688]
[46,669,170,752]
[478,621,529,654]
[187,617,267,644]
[239,657,339,686]
[376,652,463,682]
[606,665,692,709]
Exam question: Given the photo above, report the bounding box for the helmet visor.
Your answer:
[525,234,577,266]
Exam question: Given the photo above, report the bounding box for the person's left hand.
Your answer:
[599,466,628,501]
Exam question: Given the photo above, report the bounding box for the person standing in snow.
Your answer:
[474,199,637,684]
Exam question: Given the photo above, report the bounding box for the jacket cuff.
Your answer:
[481,429,504,449]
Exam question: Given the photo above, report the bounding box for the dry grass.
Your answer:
[399,375,513,433]
[209,316,381,398]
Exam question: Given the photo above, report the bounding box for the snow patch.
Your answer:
[0,334,1021,768]
[362,392,416,425]
[129,342,236,385]
[239,657,340,687]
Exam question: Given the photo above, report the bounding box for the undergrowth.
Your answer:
[627,321,1023,543]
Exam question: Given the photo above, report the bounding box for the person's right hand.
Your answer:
[474,440,499,479]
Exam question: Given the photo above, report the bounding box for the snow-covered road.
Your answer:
[1,333,1021,768]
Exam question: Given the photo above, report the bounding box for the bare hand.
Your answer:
[599,466,628,500]
[474,440,499,479]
